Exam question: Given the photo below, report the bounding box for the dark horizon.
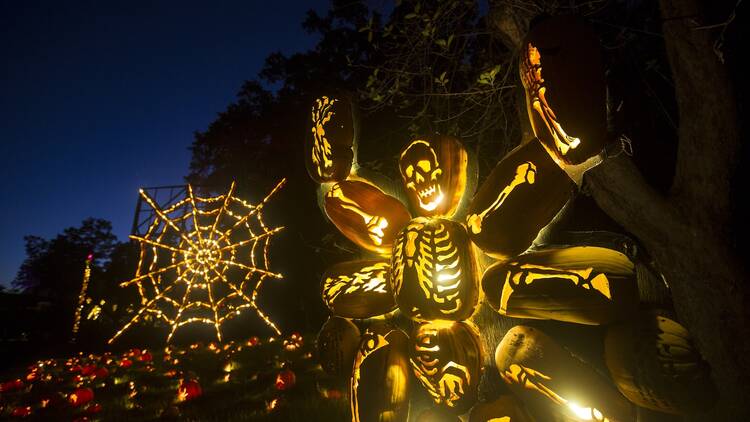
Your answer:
[0,0,328,287]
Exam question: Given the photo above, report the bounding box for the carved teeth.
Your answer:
[418,184,437,198]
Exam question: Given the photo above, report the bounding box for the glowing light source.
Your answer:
[71,254,93,341]
[109,179,286,344]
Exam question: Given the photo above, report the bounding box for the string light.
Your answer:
[71,253,94,342]
[109,179,286,344]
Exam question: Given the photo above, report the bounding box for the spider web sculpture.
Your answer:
[109,179,286,344]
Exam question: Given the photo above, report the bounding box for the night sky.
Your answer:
[0,1,330,287]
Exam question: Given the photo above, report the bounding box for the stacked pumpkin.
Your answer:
[308,16,714,422]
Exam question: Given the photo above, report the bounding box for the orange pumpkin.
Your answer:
[391,217,479,321]
[415,406,462,422]
[466,138,574,260]
[605,309,717,414]
[521,16,607,166]
[324,179,411,255]
[316,316,361,378]
[351,323,410,422]
[495,326,633,422]
[305,95,356,183]
[321,259,397,318]
[399,135,469,218]
[482,246,638,325]
[468,395,535,422]
[410,321,483,414]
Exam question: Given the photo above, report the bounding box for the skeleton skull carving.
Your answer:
[400,140,444,212]
[399,136,469,218]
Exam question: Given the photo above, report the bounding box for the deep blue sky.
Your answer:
[0,0,330,287]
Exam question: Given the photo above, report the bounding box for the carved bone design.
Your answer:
[467,161,537,234]
[328,183,389,245]
[522,44,581,156]
[311,97,336,177]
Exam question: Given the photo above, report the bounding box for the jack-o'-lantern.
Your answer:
[317,316,361,378]
[391,217,479,321]
[605,309,716,414]
[482,246,638,325]
[468,395,535,422]
[416,407,462,422]
[399,135,469,218]
[467,138,574,260]
[322,260,397,318]
[521,16,607,167]
[495,326,633,422]
[305,95,356,183]
[351,323,410,422]
[324,180,411,254]
[410,321,483,414]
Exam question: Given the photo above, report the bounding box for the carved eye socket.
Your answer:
[405,165,414,178]
[417,160,432,172]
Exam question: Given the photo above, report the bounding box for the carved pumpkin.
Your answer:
[468,395,535,422]
[466,140,575,260]
[466,139,574,260]
[495,326,633,422]
[482,246,638,325]
[410,321,483,414]
[324,179,411,255]
[399,135,469,218]
[605,309,717,414]
[391,217,479,321]
[351,323,410,422]
[316,316,361,378]
[322,259,398,318]
[521,16,607,166]
[416,407,462,422]
[305,95,356,183]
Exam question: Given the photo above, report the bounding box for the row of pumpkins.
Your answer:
[309,16,714,422]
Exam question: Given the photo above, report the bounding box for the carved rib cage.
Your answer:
[391,217,474,320]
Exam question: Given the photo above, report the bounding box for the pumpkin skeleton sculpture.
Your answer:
[308,16,714,422]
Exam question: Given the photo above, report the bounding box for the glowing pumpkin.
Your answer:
[605,309,716,414]
[410,321,483,414]
[69,387,94,407]
[466,138,574,260]
[521,16,607,167]
[495,326,633,422]
[468,395,535,422]
[399,135,469,218]
[324,180,411,255]
[482,246,638,325]
[351,323,410,422]
[322,260,397,318]
[416,406,462,422]
[305,95,355,183]
[391,217,479,321]
[316,316,361,378]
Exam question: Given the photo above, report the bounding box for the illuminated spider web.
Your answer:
[109,179,286,344]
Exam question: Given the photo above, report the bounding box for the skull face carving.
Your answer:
[391,217,478,321]
[400,140,444,212]
[398,135,469,218]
